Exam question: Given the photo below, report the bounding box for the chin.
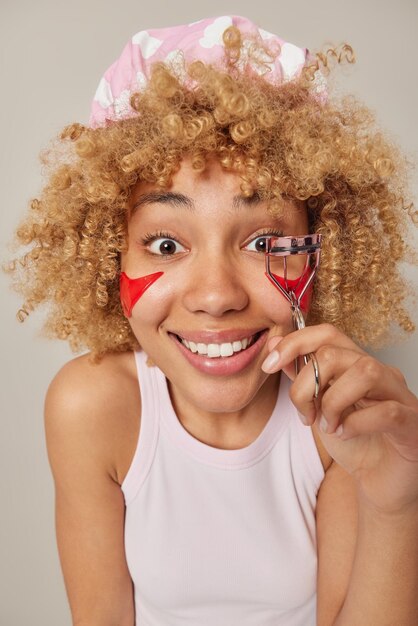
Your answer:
[168,367,272,415]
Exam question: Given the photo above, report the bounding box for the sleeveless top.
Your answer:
[121,350,325,625]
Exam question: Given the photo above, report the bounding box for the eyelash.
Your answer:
[249,227,284,241]
[139,228,284,256]
[140,231,178,246]
[139,231,187,259]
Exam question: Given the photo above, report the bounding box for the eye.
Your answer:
[244,236,270,253]
[244,229,283,253]
[148,237,186,256]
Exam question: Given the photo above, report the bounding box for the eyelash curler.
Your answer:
[264,234,322,397]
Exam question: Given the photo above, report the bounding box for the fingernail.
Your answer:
[335,424,343,437]
[319,415,328,433]
[261,350,281,372]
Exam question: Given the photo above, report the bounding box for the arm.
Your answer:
[316,460,418,626]
[333,501,418,625]
[44,357,135,626]
[263,325,418,625]
[316,460,358,625]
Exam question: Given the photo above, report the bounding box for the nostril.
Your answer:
[182,275,249,316]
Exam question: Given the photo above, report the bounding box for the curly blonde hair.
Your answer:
[5,25,417,360]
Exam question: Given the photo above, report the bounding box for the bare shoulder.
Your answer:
[45,350,141,485]
[44,351,140,623]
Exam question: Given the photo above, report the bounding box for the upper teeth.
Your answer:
[181,336,252,357]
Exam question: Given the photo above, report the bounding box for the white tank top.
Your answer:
[121,349,324,625]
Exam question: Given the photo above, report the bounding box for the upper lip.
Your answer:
[170,328,267,344]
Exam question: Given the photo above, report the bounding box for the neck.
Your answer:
[167,372,281,450]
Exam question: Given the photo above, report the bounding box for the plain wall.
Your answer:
[1,0,417,624]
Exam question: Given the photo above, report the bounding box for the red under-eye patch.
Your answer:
[119,271,164,317]
[265,271,312,311]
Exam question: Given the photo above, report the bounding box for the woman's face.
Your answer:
[122,157,309,416]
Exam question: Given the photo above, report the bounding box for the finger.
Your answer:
[267,335,283,352]
[337,401,418,450]
[261,323,365,374]
[319,355,415,434]
[290,346,362,426]
[261,336,287,374]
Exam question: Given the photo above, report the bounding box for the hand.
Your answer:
[262,323,418,515]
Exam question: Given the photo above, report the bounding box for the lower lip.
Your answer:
[169,331,268,376]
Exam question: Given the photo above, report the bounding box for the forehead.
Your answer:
[129,157,307,227]
[130,158,246,205]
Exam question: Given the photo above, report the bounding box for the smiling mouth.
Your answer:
[173,331,265,358]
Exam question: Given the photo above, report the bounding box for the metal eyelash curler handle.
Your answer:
[265,235,322,398]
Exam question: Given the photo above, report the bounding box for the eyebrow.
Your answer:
[232,191,261,209]
[130,190,262,214]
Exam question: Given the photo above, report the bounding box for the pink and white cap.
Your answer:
[90,15,323,128]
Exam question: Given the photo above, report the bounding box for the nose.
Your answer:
[182,250,249,318]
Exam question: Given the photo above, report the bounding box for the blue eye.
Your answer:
[148,237,186,256]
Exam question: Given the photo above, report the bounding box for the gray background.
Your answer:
[1,0,417,624]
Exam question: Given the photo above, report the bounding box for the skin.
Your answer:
[262,328,418,624]
[263,327,418,515]
[44,156,418,625]
[121,156,311,447]
[123,155,418,512]
[122,156,418,624]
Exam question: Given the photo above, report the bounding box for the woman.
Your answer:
[7,15,418,626]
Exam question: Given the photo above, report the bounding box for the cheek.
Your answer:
[122,255,313,338]
[120,271,164,317]
[244,269,292,330]
[261,286,293,328]
[127,272,177,330]
[257,272,313,335]
[265,271,313,312]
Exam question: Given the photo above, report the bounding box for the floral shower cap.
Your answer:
[90,15,325,128]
